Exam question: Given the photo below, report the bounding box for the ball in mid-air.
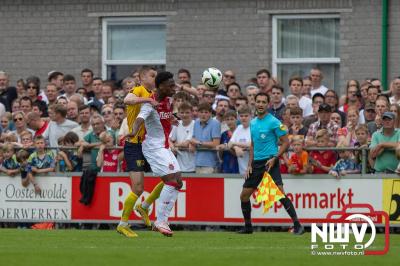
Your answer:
[202,67,222,89]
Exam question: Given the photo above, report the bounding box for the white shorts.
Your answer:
[143,148,181,177]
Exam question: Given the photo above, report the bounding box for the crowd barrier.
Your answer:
[0,173,399,227]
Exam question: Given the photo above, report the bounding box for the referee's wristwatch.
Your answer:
[272,156,279,161]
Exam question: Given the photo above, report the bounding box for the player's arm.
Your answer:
[129,118,144,138]
[129,103,152,137]
[277,134,290,158]
[124,92,157,106]
[175,83,198,96]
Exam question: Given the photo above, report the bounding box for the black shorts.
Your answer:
[124,142,150,172]
[243,158,283,188]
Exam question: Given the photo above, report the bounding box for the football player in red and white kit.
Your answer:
[130,71,182,236]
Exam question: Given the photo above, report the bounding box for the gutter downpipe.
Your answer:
[382,0,389,91]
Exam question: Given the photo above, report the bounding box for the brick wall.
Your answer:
[0,0,398,94]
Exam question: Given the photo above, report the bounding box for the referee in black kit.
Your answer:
[238,92,304,235]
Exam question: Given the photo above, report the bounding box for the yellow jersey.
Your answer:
[126,85,153,143]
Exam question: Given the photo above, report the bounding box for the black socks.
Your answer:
[241,201,252,227]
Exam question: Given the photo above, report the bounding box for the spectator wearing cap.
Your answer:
[370,112,400,173]
[363,102,376,124]
[305,103,339,147]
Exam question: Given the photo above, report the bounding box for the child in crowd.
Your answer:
[228,106,252,175]
[217,110,239,173]
[20,130,34,150]
[354,124,373,173]
[0,143,19,176]
[329,146,361,178]
[29,135,56,174]
[308,129,337,174]
[288,107,308,137]
[172,91,190,118]
[287,135,309,174]
[16,149,41,193]
[169,102,195,173]
[57,132,83,172]
[96,131,119,172]
[281,107,292,130]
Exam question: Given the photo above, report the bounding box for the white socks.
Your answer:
[156,184,178,223]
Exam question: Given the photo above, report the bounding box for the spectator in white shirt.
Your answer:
[228,105,252,175]
[169,102,195,173]
[310,68,328,96]
[288,76,313,117]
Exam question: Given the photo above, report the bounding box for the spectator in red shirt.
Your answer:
[309,129,337,173]
[96,131,120,172]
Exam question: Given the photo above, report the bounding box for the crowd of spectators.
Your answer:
[0,67,400,192]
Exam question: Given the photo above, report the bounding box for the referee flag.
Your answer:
[255,172,285,213]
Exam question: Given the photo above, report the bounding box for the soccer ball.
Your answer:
[202,67,222,89]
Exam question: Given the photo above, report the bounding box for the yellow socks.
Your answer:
[143,181,164,208]
[121,192,138,222]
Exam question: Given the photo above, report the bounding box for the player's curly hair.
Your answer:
[155,71,173,88]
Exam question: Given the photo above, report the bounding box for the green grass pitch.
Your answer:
[0,229,399,266]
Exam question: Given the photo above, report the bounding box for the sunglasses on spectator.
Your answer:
[224,75,235,79]
[102,110,112,115]
[27,86,37,89]
[114,112,124,116]
[14,117,23,122]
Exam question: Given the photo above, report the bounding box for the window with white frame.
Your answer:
[102,17,166,81]
[272,15,340,90]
